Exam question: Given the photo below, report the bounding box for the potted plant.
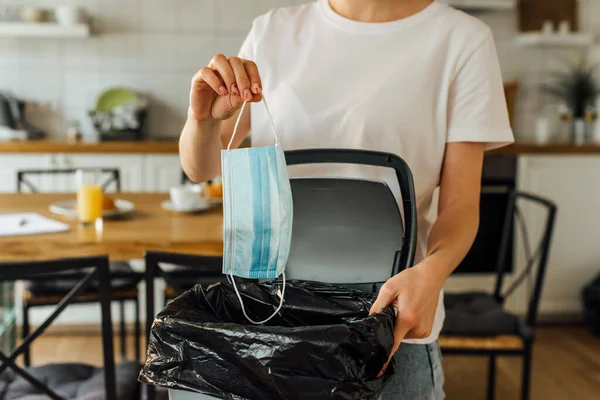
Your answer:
[542,58,600,144]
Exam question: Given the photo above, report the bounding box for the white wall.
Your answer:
[0,0,305,140]
[0,0,599,141]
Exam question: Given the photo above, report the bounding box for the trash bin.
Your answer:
[142,149,418,400]
[143,280,397,399]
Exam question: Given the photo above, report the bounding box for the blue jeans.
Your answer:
[381,341,445,400]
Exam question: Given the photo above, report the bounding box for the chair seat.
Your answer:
[25,261,141,296]
[439,334,524,351]
[0,361,140,400]
[442,292,520,337]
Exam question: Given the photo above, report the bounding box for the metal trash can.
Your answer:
[164,149,417,399]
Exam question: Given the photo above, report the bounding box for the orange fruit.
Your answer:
[102,196,117,211]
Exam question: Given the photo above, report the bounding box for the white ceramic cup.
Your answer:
[170,186,204,211]
[55,6,85,26]
[558,20,571,35]
[535,118,551,144]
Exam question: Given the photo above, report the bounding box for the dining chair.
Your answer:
[439,190,557,400]
[16,168,143,365]
[0,256,141,399]
[144,251,225,320]
[17,168,121,193]
[161,257,225,304]
[181,170,216,186]
[181,170,190,185]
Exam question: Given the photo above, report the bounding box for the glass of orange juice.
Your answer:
[76,169,103,225]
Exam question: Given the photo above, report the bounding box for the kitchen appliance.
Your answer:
[0,91,46,140]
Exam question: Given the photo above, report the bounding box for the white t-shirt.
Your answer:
[238,0,514,344]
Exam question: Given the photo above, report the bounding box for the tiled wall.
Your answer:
[0,0,599,141]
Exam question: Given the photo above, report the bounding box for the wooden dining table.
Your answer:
[0,193,224,262]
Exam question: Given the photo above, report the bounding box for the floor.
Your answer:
[27,326,600,400]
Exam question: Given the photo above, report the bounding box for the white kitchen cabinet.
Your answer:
[56,154,145,192]
[0,153,145,193]
[143,154,183,192]
[0,154,56,193]
[517,156,600,317]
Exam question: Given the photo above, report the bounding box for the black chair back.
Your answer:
[0,256,116,399]
[17,168,121,193]
[493,191,557,327]
[181,170,190,185]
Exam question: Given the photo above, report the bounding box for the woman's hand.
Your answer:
[370,260,446,375]
[189,54,263,122]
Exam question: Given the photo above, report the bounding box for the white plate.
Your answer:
[161,200,213,213]
[49,199,135,219]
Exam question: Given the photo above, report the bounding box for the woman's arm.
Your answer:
[371,142,484,369]
[423,141,484,280]
[180,105,250,182]
[180,54,260,183]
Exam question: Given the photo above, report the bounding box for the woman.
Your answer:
[180,0,514,398]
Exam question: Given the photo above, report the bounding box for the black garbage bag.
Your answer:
[139,280,396,400]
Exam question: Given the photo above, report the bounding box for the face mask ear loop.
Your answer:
[261,96,279,146]
[227,100,248,150]
[226,96,279,151]
[230,272,286,325]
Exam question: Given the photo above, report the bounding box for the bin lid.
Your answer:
[286,178,404,285]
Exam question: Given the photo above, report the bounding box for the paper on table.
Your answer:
[0,212,70,237]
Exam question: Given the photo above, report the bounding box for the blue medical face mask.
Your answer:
[222,97,293,324]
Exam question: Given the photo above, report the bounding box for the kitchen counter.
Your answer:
[491,142,600,155]
[0,140,600,154]
[0,140,179,154]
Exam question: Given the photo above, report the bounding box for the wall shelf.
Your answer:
[0,22,90,38]
[516,33,595,48]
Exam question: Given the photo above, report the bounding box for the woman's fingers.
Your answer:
[210,54,237,96]
[243,60,263,95]
[370,283,396,315]
[190,54,261,122]
[193,67,227,96]
[376,308,412,378]
[207,55,262,102]
[228,56,253,101]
